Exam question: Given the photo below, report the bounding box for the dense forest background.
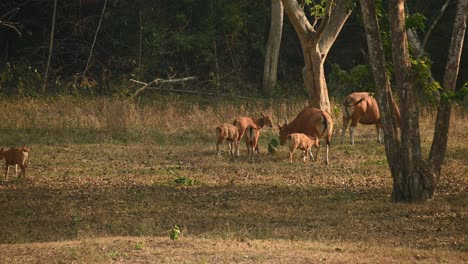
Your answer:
[0,0,466,99]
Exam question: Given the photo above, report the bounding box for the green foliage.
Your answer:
[305,0,327,21]
[440,82,468,103]
[0,62,42,96]
[170,225,181,240]
[328,64,375,97]
[268,138,279,154]
[406,12,426,32]
[410,56,441,103]
[134,242,144,250]
[174,176,196,186]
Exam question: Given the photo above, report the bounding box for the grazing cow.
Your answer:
[233,114,273,155]
[288,133,320,163]
[215,123,239,156]
[278,107,333,165]
[341,92,401,145]
[246,124,261,161]
[0,146,30,180]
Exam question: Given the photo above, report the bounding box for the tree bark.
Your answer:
[263,0,284,96]
[282,0,351,112]
[42,0,58,93]
[389,0,432,202]
[429,0,467,174]
[359,0,401,181]
[361,0,467,202]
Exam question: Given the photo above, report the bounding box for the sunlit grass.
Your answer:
[0,95,466,263]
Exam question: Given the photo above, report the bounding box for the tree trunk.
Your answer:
[389,0,433,202]
[282,0,351,112]
[361,0,467,202]
[263,0,284,96]
[42,0,58,93]
[359,0,401,181]
[429,0,467,174]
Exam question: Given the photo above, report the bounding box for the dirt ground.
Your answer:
[0,99,467,263]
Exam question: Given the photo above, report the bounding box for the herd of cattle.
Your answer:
[215,92,400,164]
[0,92,395,181]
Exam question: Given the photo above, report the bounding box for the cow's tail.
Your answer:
[321,113,332,146]
[21,146,30,153]
[342,97,365,118]
[247,125,255,146]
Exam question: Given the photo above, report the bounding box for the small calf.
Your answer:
[0,146,30,180]
[215,123,239,156]
[246,124,260,161]
[287,133,319,163]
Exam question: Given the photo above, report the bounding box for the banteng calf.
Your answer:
[215,123,239,156]
[0,146,30,180]
[246,124,260,161]
[278,107,333,165]
[341,92,401,145]
[233,114,273,155]
[288,133,320,163]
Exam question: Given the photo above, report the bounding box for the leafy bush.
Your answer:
[328,64,375,98]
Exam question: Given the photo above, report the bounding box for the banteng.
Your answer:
[0,146,30,180]
[215,124,239,156]
[245,124,261,161]
[341,92,401,145]
[288,133,320,163]
[233,114,273,155]
[278,107,333,164]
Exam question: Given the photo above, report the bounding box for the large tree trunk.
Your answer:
[388,0,432,202]
[282,0,351,112]
[263,0,284,96]
[361,0,467,202]
[359,0,401,182]
[429,0,467,174]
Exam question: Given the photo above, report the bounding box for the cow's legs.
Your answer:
[376,124,382,143]
[216,139,223,156]
[341,117,351,144]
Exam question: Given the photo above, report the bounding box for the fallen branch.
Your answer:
[130,76,197,98]
[129,77,254,100]
[0,20,21,36]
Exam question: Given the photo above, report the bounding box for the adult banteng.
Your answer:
[278,107,333,165]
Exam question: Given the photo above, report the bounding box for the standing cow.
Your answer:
[233,114,273,155]
[341,92,401,145]
[278,107,333,165]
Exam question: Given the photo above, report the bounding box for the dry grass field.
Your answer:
[0,96,466,263]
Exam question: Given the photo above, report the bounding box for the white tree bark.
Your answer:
[263,0,284,96]
[282,0,351,112]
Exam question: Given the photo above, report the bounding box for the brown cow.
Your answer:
[341,92,401,145]
[278,107,333,165]
[233,114,273,155]
[246,124,261,161]
[215,123,239,156]
[0,146,30,180]
[288,133,320,163]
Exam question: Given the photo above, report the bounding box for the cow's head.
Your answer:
[277,119,289,145]
[262,114,274,128]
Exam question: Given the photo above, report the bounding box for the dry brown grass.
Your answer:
[0,96,466,263]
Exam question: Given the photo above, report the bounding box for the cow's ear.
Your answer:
[277,122,282,130]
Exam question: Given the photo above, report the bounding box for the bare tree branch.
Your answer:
[42,0,58,93]
[0,20,22,36]
[423,0,451,50]
[130,77,197,98]
[82,0,108,80]
[130,77,254,100]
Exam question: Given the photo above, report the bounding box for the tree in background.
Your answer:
[281,0,352,112]
[262,0,283,96]
[360,0,467,202]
